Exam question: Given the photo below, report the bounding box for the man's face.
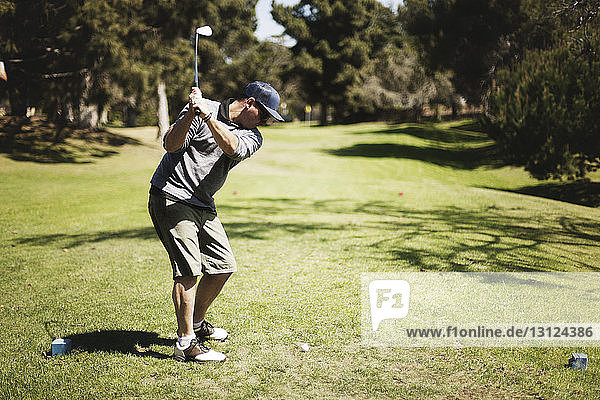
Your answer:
[235,98,269,129]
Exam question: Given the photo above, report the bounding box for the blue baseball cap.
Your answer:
[242,81,285,122]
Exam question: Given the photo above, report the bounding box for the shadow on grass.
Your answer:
[362,123,600,207]
[13,198,600,271]
[325,122,504,169]
[511,181,600,208]
[363,205,600,271]
[0,117,142,163]
[221,199,600,271]
[372,122,489,144]
[63,330,173,359]
[13,227,157,248]
[325,142,502,169]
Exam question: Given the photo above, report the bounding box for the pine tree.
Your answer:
[272,0,401,124]
[484,40,600,180]
[348,42,455,121]
[400,0,522,105]
[0,0,260,130]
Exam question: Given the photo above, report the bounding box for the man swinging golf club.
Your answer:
[148,27,285,362]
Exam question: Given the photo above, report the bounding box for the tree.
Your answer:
[399,0,591,106]
[75,0,260,129]
[272,0,401,124]
[0,1,76,118]
[0,0,260,132]
[484,40,600,180]
[483,1,600,180]
[554,0,600,52]
[400,0,522,105]
[348,42,455,121]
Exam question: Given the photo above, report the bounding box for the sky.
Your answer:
[254,0,402,42]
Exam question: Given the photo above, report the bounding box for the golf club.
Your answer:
[193,25,213,115]
[194,25,213,87]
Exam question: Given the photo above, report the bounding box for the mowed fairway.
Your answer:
[1,121,599,399]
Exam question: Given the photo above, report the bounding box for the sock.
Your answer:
[193,319,205,331]
[177,334,196,349]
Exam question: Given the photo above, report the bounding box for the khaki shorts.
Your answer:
[148,193,237,278]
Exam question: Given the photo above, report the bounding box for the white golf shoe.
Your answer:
[195,320,229,341]
[173,338,226,363]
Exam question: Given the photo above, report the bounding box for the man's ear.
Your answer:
[246,97,256,107]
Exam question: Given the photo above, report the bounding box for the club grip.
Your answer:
[191,86,201,116]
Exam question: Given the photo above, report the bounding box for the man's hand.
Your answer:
[165,87,238,155]
[190,87,208,117]
[163,87,202,152]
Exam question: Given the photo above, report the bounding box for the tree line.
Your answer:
[0,0,598,179]
[401,0,599,179]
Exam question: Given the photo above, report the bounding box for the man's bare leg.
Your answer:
[193,272,232,323]
[172,276,198,337]
[172,275,227,362]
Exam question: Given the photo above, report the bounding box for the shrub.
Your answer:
[484,41,600,180]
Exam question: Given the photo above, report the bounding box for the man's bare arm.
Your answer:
[189,87,239,156]
[164,87,240,155]
[163,108,195,152]
[203,118,239,156]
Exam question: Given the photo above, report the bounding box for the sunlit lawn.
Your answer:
[0,120,598,399]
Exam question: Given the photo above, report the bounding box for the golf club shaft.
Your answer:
[194,32,200,115]
[194,32,198,87]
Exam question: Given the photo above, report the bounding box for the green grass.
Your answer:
[1,120,599,399]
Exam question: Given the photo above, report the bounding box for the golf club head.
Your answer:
[196,26,212,37]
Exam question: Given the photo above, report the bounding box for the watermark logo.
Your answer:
[369,280,410,331]
[363,273,600,347]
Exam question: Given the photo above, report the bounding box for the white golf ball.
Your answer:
[299,343,310,352]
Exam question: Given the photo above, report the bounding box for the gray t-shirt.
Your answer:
[150,99,263,211]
